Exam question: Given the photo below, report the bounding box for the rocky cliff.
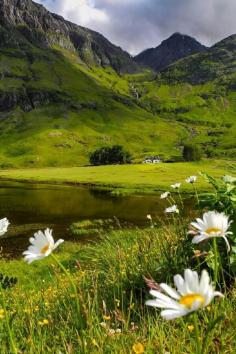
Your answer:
[0,0,139,73]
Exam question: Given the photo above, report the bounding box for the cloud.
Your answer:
[39,0,109,27]
[37,0,236,55]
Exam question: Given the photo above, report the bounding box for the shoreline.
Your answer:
[0,161,233,195]
[0,174,221,196]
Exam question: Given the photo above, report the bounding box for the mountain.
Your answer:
[0,0,188,167]
[0,0,138,74]
[0,0,235,167]
[134,33,206,71]
[0,0,140,112]
[133,35,236,159]
[160,34,236,84]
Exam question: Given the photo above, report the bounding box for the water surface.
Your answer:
[0,181,194,256]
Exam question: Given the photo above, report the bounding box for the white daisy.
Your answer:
[160,192,170,199]
[23,228,64,264]
[186,176,197,184]
[165,205,179,214]
[146,269,223,320]
[171,183,181,189]
[0,218,10,237]
[190,211,232,251]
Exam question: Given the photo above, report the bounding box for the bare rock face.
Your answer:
[134,33,207,72]
[0,0,139,73]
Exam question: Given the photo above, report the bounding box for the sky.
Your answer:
[37,0,236,55]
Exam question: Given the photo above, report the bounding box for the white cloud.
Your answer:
[40,0,109,27]
[37,0,236,55]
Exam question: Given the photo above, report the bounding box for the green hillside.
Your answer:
[131,36,236,159]
[0,1,235,167]
[0,45,189,167]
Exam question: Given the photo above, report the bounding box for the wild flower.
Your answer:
[100,322,107,328]
[189,211,232,251]
[188,325,195,332]
[171,183,181,189]
[38,319,49,326]
[186,176,197,184]
[165,205,179,214]
[23,228,64,263]
[92,338,99,347]
[132,343,145,354]
[160,191,170,199]
[130,322,139,331]
[108,329,116,336]
[0,309,4,319]
[146,269,223,320]
[146,214,152,220]
[0,218,10,237]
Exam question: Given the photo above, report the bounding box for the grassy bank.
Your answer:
[0,160,234,194]
[0,228,235,353]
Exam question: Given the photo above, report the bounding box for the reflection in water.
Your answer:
[0,182,194,256]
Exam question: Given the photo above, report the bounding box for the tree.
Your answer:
[183,144,202,162]
[90,145,132,166]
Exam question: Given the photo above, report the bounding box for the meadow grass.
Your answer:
[0,227,235,353]
[0,160,234,194]
[0,170,235,353]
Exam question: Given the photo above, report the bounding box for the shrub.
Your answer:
[90,145,131,166]
[183,143,202,161]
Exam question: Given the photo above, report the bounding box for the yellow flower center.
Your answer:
[40,244,50,255]
[205,227,221,235]
[179,294,205,309]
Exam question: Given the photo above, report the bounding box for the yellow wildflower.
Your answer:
[92,339,99,347]
[115,299,120,307]
[38,319,49,326]
[188,325,195,332]
[0,309,4,320]
[132,343,145,354]
[193,250,201,257]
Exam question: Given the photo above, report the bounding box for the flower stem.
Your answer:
[178,191,184,209]
[51,254,81,318]
[193,313,201,354]
[0,287,17,354]
[194,185,200,208]
[213,238,219,287]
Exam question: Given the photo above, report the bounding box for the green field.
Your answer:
[0,160,234,193]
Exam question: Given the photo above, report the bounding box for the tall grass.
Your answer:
[0,227,235,353]
[0,174,235,353]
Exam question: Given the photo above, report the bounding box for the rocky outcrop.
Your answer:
[0,89,61,112]
[0,0,139,73]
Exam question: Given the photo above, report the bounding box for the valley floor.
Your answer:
[0,160,234,194]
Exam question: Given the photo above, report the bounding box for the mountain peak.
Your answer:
[134,33,206,71]
[166,32,187,39]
